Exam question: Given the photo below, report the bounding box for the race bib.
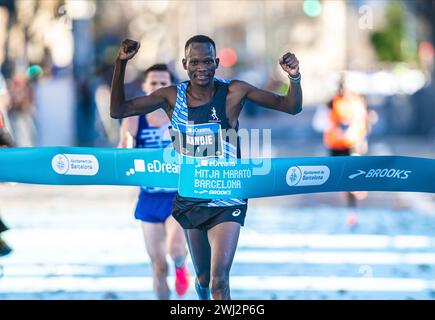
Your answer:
[171,122,224,158]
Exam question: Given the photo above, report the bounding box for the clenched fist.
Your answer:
[117,39,140,61]
[279,52,300,77]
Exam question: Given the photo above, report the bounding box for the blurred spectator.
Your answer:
[323,74,376,229]
[323,75,371,156]
[7,72,36,146]
[0,110,14,148]
[33,62,75,146]
[93,64,121,146]
[0,77,14,257]
[0,71,13,146]
[0,217,12,257]
[0,71,10,122]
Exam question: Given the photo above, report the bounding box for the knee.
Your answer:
[197,272,210,288]
[167,232,187,258]
[210,273,229,296]
[168,241,186,260]
[151,258,168,277]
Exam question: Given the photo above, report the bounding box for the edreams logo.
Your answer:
[286,166,330,187]
[126,159,179,176]
[52,154,99,176]
[185,125,213,134]
[196,159,236,168]
[348,168,412,180]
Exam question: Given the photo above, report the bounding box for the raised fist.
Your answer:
[117,39,140,61]
[279,52,300,77]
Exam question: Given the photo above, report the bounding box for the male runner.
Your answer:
[118,64,189,299]
[111,35,302,300]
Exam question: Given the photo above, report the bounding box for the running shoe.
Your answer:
[175,264,190,296]
[194,278,210,300]
[346,211,358,229]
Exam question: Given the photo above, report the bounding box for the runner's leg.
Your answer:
[207,221,241,300]
[141,222,170,299]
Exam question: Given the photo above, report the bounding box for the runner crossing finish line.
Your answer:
[0,147,434,198]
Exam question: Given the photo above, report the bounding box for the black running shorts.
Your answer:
[172,204,247,230]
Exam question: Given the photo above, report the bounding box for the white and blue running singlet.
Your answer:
[170,78,247,208]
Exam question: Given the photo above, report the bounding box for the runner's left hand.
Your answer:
[279,52,300,77]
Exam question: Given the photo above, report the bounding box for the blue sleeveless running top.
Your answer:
[170,79,247,207]
[136,115,176,193]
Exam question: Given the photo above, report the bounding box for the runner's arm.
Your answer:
[110,39,171,119]
[232,52,302,115]
[235,80,302,115]
[117,116,138,148]
[110,60,172,119]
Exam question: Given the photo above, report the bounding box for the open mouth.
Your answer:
[196,74,210,81]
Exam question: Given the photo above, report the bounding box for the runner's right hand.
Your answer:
[117,39,140,61]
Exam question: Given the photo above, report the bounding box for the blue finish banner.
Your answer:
[1,147,434,198]
[178,155,435,198]
[0,147,179,188]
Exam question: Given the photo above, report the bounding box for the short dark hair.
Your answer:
[143,64,174,83]
[184,35,216,55]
